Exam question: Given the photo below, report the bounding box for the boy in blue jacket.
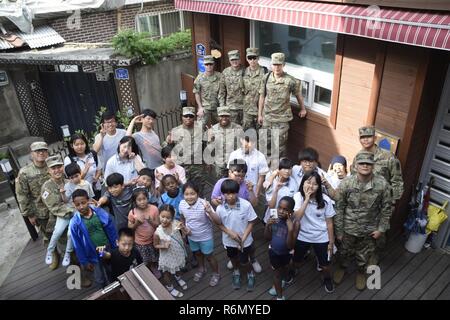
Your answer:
[70,189,118,288]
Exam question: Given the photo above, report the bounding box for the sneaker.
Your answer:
[268,280,285,296]
[355,272,366,291]
[227,260,233,270]
[333,266,345,285]
[275,296,286,300]
[45,251,53,265]
[247,273,255,292]
[324,278,335,293]
[49,251,60,270]
[251,259,262,273]
[284,277,294,286]
[62,252,71,267]
[232,272,241,290]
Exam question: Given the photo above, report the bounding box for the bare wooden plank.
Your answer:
[437,283,450,300]
[420,262,450,300]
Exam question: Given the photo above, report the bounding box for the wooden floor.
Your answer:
[1,179,450,300]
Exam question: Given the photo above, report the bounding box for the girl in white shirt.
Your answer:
[292,171,336,294]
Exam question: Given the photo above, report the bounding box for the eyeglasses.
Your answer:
[183,114,195,118]
[247,56,258,60]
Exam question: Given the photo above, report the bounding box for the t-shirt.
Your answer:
[161,187,184,220]
[228,148,269,186]
[65,180,94,209]
[179,199,213,242]
[128,205,159,245]
[293,192,335,243]
[109,247,143,280]
[264,176,298,223]
[154,164,187,189]
[104,186,133,230]
[133,131,163,169]
[216,198,258,248]
[211,178,250,202]
[104,154,142,185]
[64,153,98,185]
[95,129,127,169]
[270,219,290,255]
[82,213,109,247]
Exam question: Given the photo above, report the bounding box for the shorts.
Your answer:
[226,244,253,265]
[293,240,330,267]
[268,249,292,270]
[188,238,214,255]
[135,243,159,264]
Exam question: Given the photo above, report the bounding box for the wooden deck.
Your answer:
[1,178,449,300]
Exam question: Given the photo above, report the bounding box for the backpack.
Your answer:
[263,71,272,97]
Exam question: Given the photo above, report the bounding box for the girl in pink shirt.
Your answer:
[155,146,186,191]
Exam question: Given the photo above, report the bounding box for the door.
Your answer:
[39,70,119,138]
[419,65,450,250]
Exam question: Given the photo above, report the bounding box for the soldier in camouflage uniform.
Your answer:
[206,106,243,178]
[41,155,74,270]
[242,48,267,131]
[164,107,205,194]
[334,151,393,290]
[15,142,51,242]
[351,126,404,255]
[258,53,306,158]
[194,55,222,128]
[219,50,245,125]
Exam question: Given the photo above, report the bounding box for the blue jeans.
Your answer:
[93,261,110,288]
[47,217,73,254]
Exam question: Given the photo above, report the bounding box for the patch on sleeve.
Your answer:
[42,190,50,200]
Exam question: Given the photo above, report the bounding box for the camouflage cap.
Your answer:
[30,141,48,152]
[271,52,285,64]
[203,55,214,64]
[217,106,231,116]
[359,125,376,137]
[182,107,196,116]
[45,155,64,168]
[228,50,240,60]
[355,151,375,164]
[246,47,259,57]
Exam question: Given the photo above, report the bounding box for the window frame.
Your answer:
[250,21,336,117]
[135,10,185,39]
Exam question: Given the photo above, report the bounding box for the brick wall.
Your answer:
[49,0,175,43]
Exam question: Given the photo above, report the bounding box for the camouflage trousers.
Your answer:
[214,164,228,179]
[338,233,377,272]
[242,113,259,131]
[230,109,243,126]
[202,109,218,128]
[261,121,290,158]
[184,164,206,196]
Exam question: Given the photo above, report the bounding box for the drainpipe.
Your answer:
[117,8,122,32]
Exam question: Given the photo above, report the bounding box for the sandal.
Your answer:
[194,270,206,282]
[166,285,184,298]
[175,275,188,290]
[209,273,221,287]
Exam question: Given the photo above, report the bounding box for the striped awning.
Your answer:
[175,0,450,51]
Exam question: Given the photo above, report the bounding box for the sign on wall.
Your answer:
[115,68,129,80]
[196,43,206,56]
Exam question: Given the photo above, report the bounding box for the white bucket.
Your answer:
[405,232,428,253]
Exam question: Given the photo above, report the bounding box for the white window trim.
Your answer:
[250,21,335,116]
[135,10,184,38]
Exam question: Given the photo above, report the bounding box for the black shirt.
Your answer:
[109,247,143,281]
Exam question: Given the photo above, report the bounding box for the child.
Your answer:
[155,146,186,191]
[213,179,258,291]
[292,171,336,293]
[154,204,189,298]
[64,163,95,205]
[128,187,160,278]
[264,196,296,300]
[69,189,118,288]
[324,155,349,199]
[101,227,143,281]
[160,174,184,220]
[179,181,221,287]
[136,168,161,206]
[97,173,133,231]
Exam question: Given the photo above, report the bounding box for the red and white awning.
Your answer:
[175,0,450,51]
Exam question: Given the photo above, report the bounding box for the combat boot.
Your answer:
[355,271,366,291]
[333,266,345,285]
[49,251,60,270]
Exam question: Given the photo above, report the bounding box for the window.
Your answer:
[136,10,191,39]
[252,21,337,116]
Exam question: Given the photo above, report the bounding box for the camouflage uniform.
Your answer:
[193,56,222,128]
[335,151,393,272]
[219,50,244,125]
[15,143,51,240]
[259,53,300,158]
[206,107,243,178]
[164,107,205,191]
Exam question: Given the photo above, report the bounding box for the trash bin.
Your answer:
[405,232,428,253]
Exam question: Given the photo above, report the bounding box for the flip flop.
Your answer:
[175,276,188,290]
[194,270,205,282]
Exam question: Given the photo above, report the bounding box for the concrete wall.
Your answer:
[0,68,29,145]
[134,52,195,114]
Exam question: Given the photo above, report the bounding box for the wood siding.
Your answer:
[220,16,249,69]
